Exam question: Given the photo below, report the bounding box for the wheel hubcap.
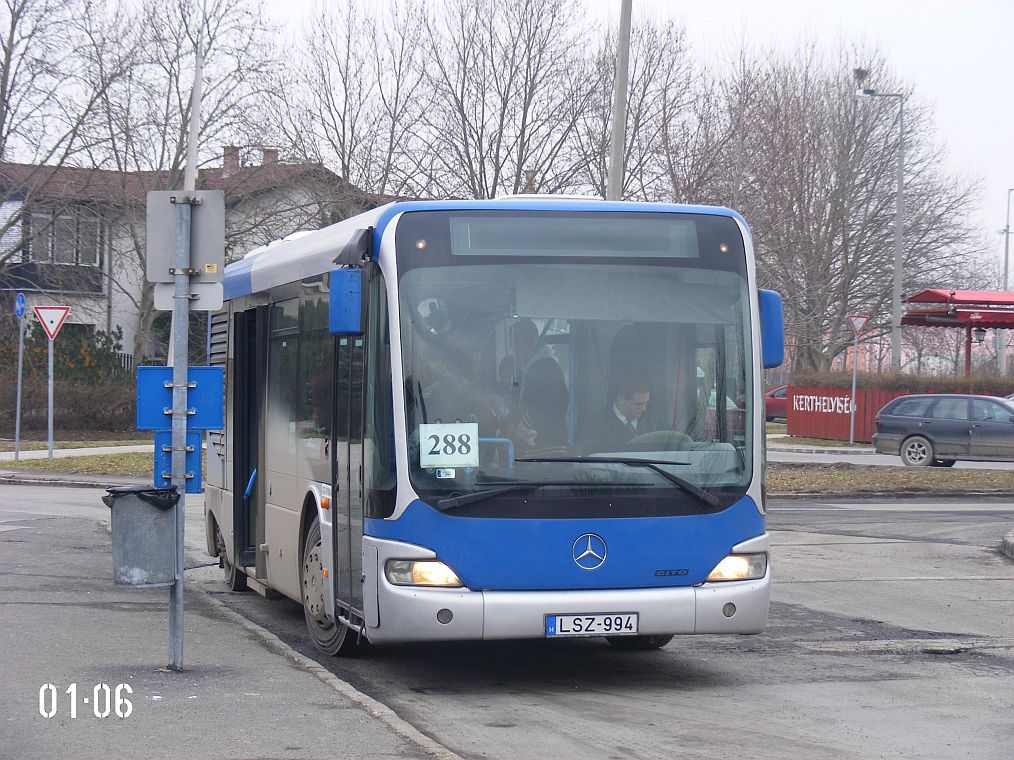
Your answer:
[907,443,927,463]
[303,542,327,622]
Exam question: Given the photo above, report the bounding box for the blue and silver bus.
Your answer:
[204,198,784,655]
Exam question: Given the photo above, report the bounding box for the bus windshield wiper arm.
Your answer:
[515,456,719,509]
[435,480,580,511]
[436,484,537,511]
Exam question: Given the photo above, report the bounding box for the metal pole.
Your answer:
[169,200,192,671]
[167,22,204,672]
[183,32,203,193]
[47,338,54,459]
[605,0,632,201]
[14,315,25,461]
[891,97,905,372]
[999,188,1013,377]
[849,331,859,445]
[964,326,972,377]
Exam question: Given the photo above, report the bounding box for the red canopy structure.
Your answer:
[902,289,1014,374]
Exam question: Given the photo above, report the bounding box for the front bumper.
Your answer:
[362,537,770,643]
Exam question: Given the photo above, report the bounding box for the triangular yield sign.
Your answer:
[33,305,71,340]
[848,315,868,335]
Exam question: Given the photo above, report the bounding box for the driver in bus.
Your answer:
[579,377,663,454]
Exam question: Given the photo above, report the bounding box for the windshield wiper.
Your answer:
[515,456,720,509]
[435,480,584,511]
[436,484,538,511]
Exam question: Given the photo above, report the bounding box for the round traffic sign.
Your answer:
[14,292,26,319]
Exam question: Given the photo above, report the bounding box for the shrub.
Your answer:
[791,371,1012,396]
[0,323,136,434]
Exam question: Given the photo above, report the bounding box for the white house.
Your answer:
[0,147,383,362]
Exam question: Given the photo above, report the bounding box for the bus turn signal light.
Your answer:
[705,553,767,582]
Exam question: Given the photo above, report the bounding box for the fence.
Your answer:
[786,386,907,443]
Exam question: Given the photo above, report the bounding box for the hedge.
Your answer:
[790,372,1012,396]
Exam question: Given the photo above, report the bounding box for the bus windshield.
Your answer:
[396,210,753,518]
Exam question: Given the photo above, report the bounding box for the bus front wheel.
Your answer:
[301,518,358,657]
[606,634,674,650]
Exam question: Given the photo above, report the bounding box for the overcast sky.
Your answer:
[277,0,1013,274]
[594,0,1013,271]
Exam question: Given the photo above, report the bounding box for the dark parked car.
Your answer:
[764,385,788,422]
[872,394,1014,466]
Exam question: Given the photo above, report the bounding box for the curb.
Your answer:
[1003,530,1014,562]
[0,471,147,488]
[767,445,878,455]
[189,585,462,760]
[767,491,1012,500]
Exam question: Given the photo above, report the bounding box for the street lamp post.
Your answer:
[606,0,633,201]
[999,187,1013,377]
[855,71,905,372]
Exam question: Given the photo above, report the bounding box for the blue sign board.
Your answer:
[136,366,224,431]
[14,292,25,319]
[153,430,203,493]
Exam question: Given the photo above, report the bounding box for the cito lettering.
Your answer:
[792,395,854,415]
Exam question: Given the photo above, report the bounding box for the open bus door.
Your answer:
[232,306,267,585]
[332,335,366,624]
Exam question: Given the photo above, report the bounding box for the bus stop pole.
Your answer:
[169,200,191,671]
[15,314,25,460]
[849,331,859,445]
[167,24,203,673]
[47,337,54,459]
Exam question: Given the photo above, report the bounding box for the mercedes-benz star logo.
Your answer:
[572,533,607,570]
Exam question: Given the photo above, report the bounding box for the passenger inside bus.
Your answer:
[504,319,568,450]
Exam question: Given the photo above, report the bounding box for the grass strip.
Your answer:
[0,439,151,453]
[1,452,154,478]
[768,462,1014,495]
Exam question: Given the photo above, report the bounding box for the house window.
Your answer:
[27,208,103,266]
[29,213,50,261]
[0,200,24,262]
[53,215,76,263]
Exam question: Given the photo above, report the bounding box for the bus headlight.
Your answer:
[385,559,463,587]
[705,553,767,582]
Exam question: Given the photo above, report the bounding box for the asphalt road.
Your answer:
[4,485,1013,759]
[195,495,1014,760]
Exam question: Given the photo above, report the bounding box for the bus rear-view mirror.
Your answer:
[329,267,363,334]
[758,289,784,369]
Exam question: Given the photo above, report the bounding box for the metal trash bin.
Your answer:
[102,485,179,587]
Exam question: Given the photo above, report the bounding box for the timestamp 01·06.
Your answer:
[39,684,133,719]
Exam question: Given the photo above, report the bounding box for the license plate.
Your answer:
[545,612,638,638]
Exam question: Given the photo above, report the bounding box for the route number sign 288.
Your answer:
[419,423,479,469]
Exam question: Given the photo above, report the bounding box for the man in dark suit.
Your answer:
[579,377,663,454]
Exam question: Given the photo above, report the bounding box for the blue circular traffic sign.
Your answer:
[14,292,25,319]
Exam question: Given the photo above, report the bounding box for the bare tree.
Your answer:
[83,0,285,360]
[730,42,982,372]
[414,0,589,199]
[284,0,427,198]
